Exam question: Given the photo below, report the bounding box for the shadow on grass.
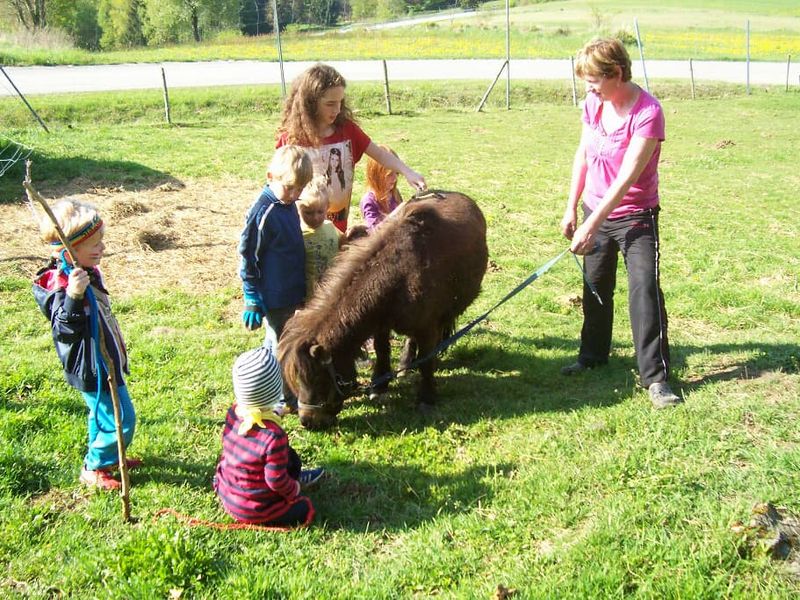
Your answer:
[336,332,635,436]
[131,457,215,490]
[315,458,512,532]
[334,331,799,436]
[0,148,182,204]
[672,340,799,388]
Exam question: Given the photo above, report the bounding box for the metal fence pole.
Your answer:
[570,55,577,107]
[161,67,172,124]
[382,60,392,115]
[746,19,751,95]
[689,58,695,100]
[0,66,49,133]
[634,18,650,93]
[274,0,286,97]
[505,0,510,110]
[787,55,792,92]
[476,60,508,112]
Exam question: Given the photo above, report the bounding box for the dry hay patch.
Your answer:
[107,197,150,220]
[1,176,260,298]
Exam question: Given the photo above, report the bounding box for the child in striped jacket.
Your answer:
[213,346,324,527]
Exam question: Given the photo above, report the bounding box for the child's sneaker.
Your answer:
[80,466,121,491]
[298,467,325,490]
[105,457,143,471]
[125,457,143,470]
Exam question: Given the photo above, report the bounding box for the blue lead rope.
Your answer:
[370,247,602,389]
[59,251,118,435]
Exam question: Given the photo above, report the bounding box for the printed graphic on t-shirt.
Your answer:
[307,141,354,214]
[306,235,337,280]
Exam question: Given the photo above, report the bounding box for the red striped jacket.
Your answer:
[214,405,302,523]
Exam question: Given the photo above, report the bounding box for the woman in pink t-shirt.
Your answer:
[559,38,681,409]
[276,63,426,233]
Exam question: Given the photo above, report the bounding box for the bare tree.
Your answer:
[6,0,47,30]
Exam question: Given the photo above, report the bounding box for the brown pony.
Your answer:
[278,191,488,430]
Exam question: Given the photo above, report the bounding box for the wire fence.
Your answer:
[0,133,32,178]
[1,9,798,158]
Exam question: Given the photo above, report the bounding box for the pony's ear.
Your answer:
[309,343,331,363]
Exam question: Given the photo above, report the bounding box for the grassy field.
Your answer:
[1,81,799,598]
[1,0,799,66]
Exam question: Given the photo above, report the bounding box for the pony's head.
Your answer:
[278,330,357,430]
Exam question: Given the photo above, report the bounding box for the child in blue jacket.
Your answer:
[239,145,313,406]
[239,144,313,346]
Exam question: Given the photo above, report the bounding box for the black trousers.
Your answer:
[578,206,671,387]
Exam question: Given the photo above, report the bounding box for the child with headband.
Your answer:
[32,199,139,490]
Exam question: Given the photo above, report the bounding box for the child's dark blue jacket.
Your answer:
[32,263,129,392]
[238,186,306,310]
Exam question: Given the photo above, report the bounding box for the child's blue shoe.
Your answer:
[299,467,325,490]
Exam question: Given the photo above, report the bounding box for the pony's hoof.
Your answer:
[369,390,385,401]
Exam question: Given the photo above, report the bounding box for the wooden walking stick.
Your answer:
[24,161,132,521]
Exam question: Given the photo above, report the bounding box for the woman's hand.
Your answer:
[560,207,577,240]
[570,221,597,255]
[66,267,90,299]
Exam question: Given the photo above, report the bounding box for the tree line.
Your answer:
[1,0,480,50]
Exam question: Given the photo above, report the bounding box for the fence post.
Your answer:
[273,0,286,98]
[689,58,695,100]
[161,67,172,124]
[787,55,792,92]
[570,55,577,107]
[0,65,49,133]
[382,60,392,115]
[746,19,751,95]
[476,60,508,112]
[634,18,650,93]
[505,0,510,110]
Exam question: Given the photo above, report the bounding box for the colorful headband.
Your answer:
[50,215,103,249]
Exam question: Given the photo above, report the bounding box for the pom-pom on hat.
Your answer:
[232,346,284,410]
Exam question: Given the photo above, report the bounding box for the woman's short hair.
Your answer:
[268,145,313,189]
[575,37,632,82]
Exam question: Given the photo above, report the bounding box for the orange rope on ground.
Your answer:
[154,508,312,532]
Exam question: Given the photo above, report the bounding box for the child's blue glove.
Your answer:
[242,293,265,331]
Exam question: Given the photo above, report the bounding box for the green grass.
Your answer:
[1,82,799,597]
[1,0,799,65]
[0,78,774,201]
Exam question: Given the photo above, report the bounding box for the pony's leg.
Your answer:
[397,337,417,377]
[370,328,392,398]
[414,334,438,411]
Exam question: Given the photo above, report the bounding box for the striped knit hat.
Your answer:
[232,346,284,410]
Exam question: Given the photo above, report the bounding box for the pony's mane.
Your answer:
[279,208,411,389]
[279,193,455,388]
[286,198,439,343]
[308,210,411,329]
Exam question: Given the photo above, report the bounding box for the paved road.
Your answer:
[2,58,798,96]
